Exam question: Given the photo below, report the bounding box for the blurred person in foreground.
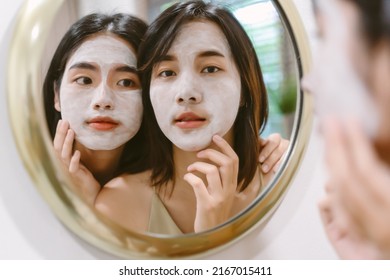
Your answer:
[303,0,390,259]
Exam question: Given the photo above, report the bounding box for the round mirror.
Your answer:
[7,0,311,258]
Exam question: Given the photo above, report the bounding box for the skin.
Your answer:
[50,16,288,233]
[150,21,241,151]
[53,34,142,201]
[96,20,280,234]
[93,131,288,231]
[319,119,389,259]
[55,34,142,151]
[302,0,378,137]
[303,0,390,259]
[153,20,260,233]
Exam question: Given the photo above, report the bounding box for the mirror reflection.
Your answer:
[40,0,298,235]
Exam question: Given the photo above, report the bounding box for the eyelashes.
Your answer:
[156,65,222,78]
[74,76,92,85]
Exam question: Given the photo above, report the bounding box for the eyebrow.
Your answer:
[69,62,97,71]
[198,50,225,58]
[115,65,138,74]
[156,50,225,63]
[69,63,138,74]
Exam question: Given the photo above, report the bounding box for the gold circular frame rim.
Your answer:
[7,0,312,259]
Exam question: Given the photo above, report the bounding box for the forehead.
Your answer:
[69,34,136,62]
[169,20,231,54]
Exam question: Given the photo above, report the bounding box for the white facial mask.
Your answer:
[302,0,379,137]
[57,35,143,150]
[150,21,241,151]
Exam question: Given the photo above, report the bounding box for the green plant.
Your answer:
[276,77,297,114]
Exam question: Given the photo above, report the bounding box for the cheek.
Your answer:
[59,86,93,115]
[205,78,241,127]
[150,84,172,118]
[208,76,240,106]
[116,91,143,119]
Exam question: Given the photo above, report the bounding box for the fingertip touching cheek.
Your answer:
[150,21,241,152]
[57,35,143,150]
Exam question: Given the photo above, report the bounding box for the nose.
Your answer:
[92,84,114,110]
[175,74,202,105]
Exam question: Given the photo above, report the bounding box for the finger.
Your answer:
[262,150,282,173]
[272,159,282,174]
[210,135,239,186]
[69,150,81,174]
[183,173,210,204]
[197,148,238,180]
[197,150,238,190]
[53,119,68,153]
[318,196,342,242]
[258,137,268,147]
[346,119,378,168]
[187,162,222,194]
[322,119,358,208]
[259,133,281,163]
[344,120,386,199]
[341,177,384,239]
[318,196,332,226]
[323,120,370,227]
[323,118,350,174]
[197,148,231,167]
[61,129,75,166]
[335,120,385,232]
[212,135,238,162]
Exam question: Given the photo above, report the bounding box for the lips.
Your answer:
[86,116,119,131]
[175,112,206,129]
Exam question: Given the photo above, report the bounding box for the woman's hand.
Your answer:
[183,135,238,232]
[53,120,100,206]
[321,118,390,259]
[259,133,289,174]
[319,189,382,259]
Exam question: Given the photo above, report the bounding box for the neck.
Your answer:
[74,142,124,186]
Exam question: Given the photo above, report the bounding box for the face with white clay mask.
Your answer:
[302,0,379,137]
[150,20,241,152]
[55,34,143,150]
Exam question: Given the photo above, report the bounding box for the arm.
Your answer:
[54,119,101,206]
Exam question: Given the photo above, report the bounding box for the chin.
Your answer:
[77,135,128,151]
[175,139,212,152]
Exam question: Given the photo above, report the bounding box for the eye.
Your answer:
[202,66,220,74]
[117,79,136,88]
[158,70,176,77]
[74,76,92,85]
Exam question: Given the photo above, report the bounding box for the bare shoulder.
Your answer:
[94,170,153,232]
[103,170,152,190]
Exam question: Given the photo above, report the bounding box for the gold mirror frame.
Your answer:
[7,0,312,258]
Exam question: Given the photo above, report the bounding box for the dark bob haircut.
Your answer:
[43,13,149,175]
[138,0,268,192]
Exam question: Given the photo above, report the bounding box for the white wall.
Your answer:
[0,0,337,259]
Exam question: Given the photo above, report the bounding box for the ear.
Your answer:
[54,82,61,112]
